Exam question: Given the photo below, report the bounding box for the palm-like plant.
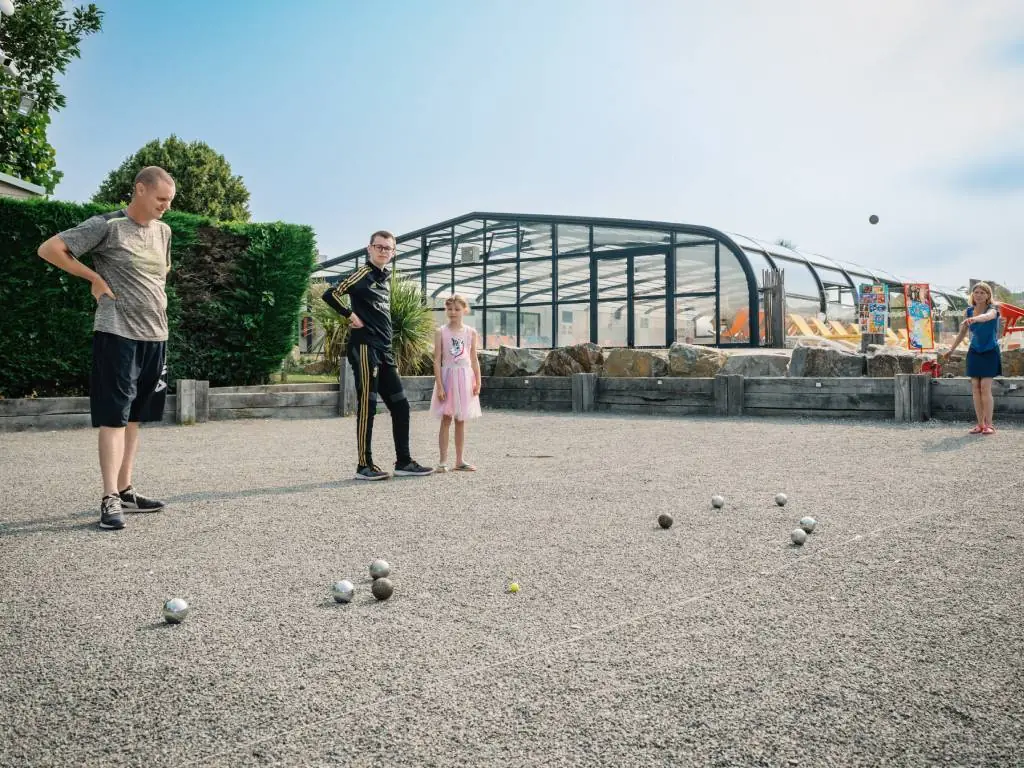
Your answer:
[305,274,434,376]
[389,273,435,375]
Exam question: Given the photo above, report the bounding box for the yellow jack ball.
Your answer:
[508,582,520,593]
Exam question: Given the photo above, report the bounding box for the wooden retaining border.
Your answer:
[2,374,1022,431]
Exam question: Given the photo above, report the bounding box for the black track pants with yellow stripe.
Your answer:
[347,343,411,469]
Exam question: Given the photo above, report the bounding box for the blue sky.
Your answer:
[45,0,1024,290]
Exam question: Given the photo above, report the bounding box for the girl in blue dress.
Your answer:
[943,282,1001,434]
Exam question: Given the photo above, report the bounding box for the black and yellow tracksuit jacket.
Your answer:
[322,260,393,359]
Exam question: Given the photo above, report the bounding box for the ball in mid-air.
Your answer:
[369,559,391,580]
[791,528,807,546]
[331,580,355,603]
[711,495,725,509]
[371,577,394,601]
[869,214,879,225]
[161,598,189,624]
[775,493,788,507]
[799,516,817,534]
[657,513,674,529]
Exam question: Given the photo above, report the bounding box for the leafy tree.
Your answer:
[0,0,103,192]
[93,135,251,221]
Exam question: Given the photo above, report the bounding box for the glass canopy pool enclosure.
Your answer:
[316,213,969,349]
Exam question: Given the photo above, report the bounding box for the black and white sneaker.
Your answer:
[99,494,125,530]
[355,464,390,481]
[393,459,433,477]
[119,485,166,513]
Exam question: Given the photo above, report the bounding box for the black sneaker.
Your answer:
[355,464,390,481]
[119,485,166,513]
[99,494,125,530]
[393,459,434,477]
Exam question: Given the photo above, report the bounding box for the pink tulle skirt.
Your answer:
[430,366,481,421]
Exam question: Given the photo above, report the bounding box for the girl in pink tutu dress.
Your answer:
[430,294,482,471]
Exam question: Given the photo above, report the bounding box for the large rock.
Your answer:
[721,349,792,377]
[477,349,498,377]
[667,342,727,377]
[1002,347,1024,376]
[865,346,926,377]
[493,346,548,377]
[538,342,605,376]
[786,335,860,353]
[788,342,866,377]
[602,348,669,378]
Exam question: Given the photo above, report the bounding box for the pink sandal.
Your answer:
[982,425,995,436]
[969,425,984,434]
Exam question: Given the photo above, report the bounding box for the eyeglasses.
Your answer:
[371,244,396,254]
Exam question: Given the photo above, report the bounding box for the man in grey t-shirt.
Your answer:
[38,166,177,530]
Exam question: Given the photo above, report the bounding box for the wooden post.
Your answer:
[337,358,356,417]
[713,375,729,416]
[176,379,196,425]
[895,373,931,422]
[195,381,210,423]
[571,373,598,413]
[727,374,745,416]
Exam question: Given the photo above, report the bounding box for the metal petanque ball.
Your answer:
[331,580,355,604]
[791,528,808,546]
[657,513,674,529]
[775,493,788,507]
[369,559,391,580]
[161,598,189,624]
[869,214,879,225]
[371,577,394,601]
[799,516,817,534]
[711,495,725,509]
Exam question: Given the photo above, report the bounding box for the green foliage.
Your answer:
[389,272,436,375]
[0,0,103,192]
[306,279,349,375]
[0,197,316,397]
[93,135,251,221]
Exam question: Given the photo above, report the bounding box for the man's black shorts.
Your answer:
[90,331,168,428]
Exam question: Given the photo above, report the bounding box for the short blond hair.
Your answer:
[444,294,469,310]
[971,281,994,309]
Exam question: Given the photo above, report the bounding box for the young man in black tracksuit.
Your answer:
[323,230,433,481]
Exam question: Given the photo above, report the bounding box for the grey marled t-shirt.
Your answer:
[59,210,172,341]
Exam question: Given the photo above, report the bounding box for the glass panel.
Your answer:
[519,305,552,348]
[633,253,666,296]
[485,309,517,348]
[785,297,822,337]
[556,224,590,257]
[425,229,453,269]
[485,261,517,305]
[486,223,518,263]
[394,238,422,272]
[454,264,484,306]
[519,259,553,303]
[556,302,590,346]
[593,227,670,253]
[741,249,776,288]
[676,296,717,345]
[675,240,717,293]
[424,267,450,306]
[634,299,667,347]
[597,258,628,299]
[774,257,821,300]
[557,257,590,301]
[596,301,628,347]
[520,222,554,260]
[719,249,752,342]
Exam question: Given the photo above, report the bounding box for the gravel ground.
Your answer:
[1,412,1022,767]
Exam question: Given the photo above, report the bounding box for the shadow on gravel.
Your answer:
[166,479,354,504]
[922,435,982,453]
[0,510,98,538]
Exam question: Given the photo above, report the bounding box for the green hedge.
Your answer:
[0,198,316,398]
